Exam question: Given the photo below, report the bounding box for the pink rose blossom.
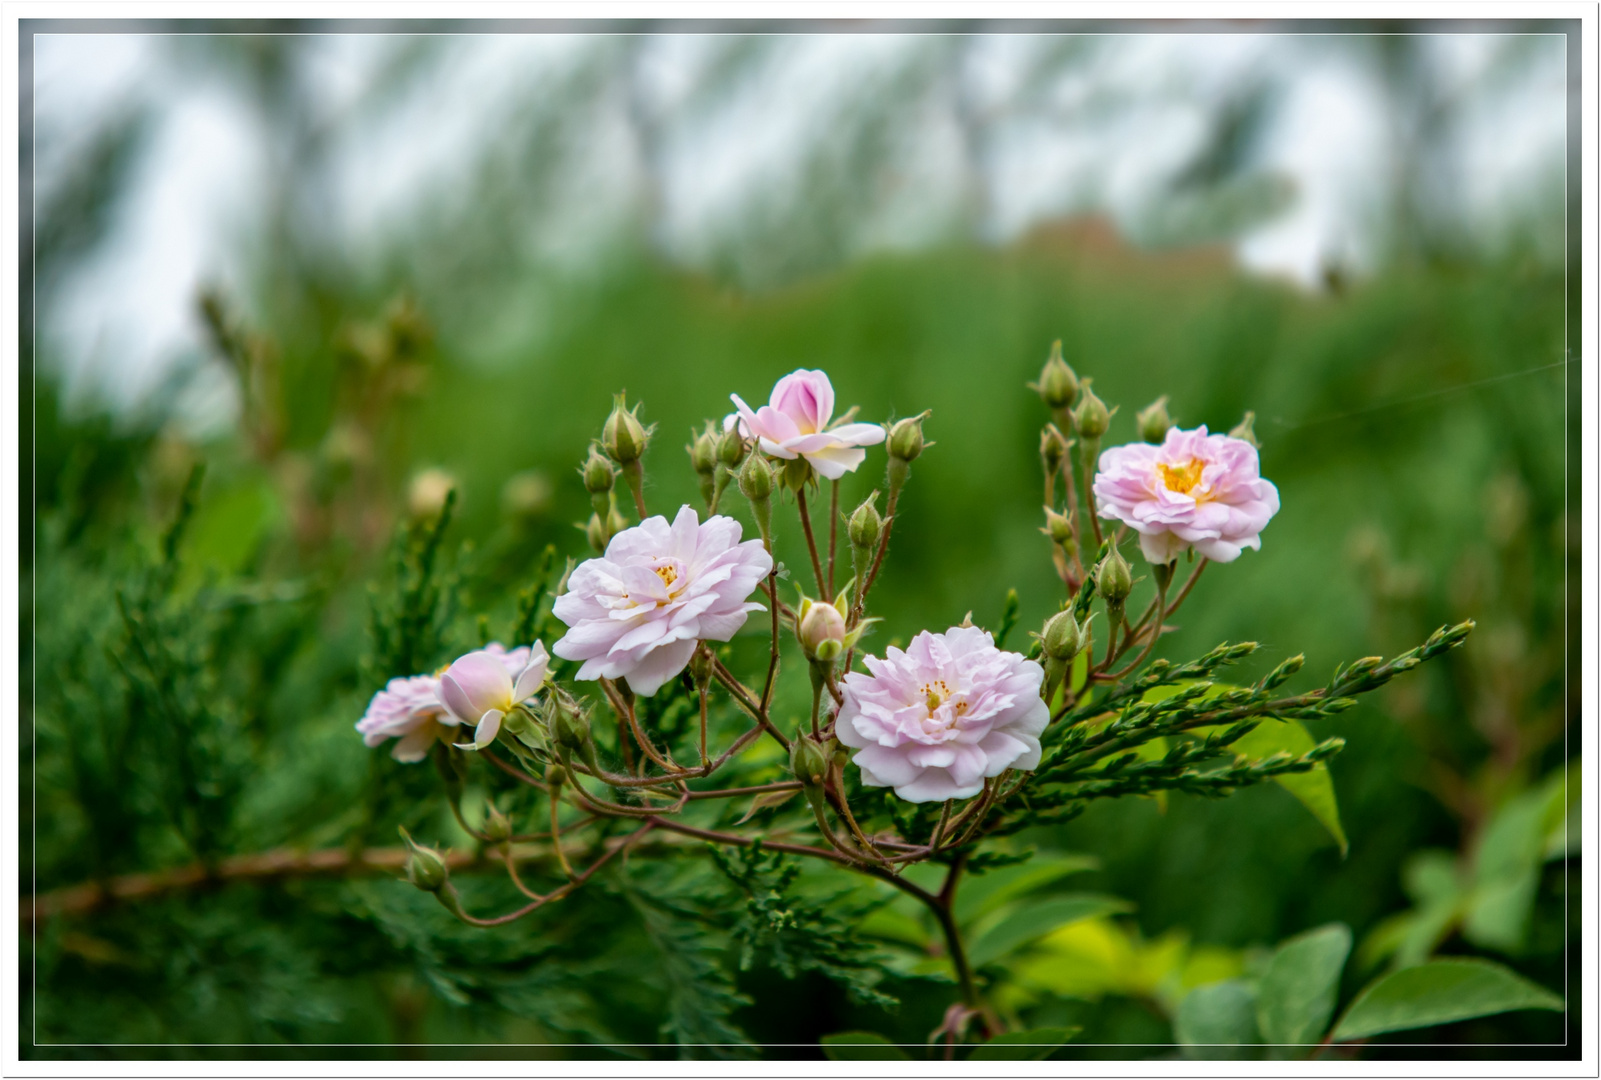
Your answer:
[727,369,885,479]
[835,626,1049,803]
[357,643,544,761]
[552,505,774,696]
[439,642,551,750]
[1093,426,1280,565]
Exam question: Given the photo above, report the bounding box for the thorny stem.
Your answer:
[844,485,900,673]
[604,678,678,774]
[796,485,829,599]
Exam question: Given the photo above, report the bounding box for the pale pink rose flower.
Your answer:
[439,642,551,749]
[835,626,1049,803]
[1093,426,1280,565]
[357,643,544,761]
[357,674,450,763]
[552,505,774,696]
[726,369,885,479]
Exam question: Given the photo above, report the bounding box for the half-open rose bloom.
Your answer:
[439,642,551,749]
[835,626,1048,803]
[553,505,773,696]
[357,643,544,761]
[727,369,885,479]
[1093,425,1280,564]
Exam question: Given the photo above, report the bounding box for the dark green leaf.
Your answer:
[951,852,1099,924]
[1256,923,1351,1045]
[821,1032,911,1060]
[967,1026,1080,1060]
[1331,959,1562,1041]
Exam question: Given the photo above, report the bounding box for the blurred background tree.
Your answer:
[23,22,1576,1058]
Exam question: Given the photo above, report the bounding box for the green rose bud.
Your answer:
[790,734,831,787]
[1229,410,1260,448]
[717,423,748,468]
[482,802,513,844]
[848,493,882,552]
[1073,381,1111,440]
[1136,395,1172,444]
[887,414,927,463]
[1031,340,1080,410]
[550,693,591,750]
[739,451,774,501]
[1097,546,1133,607]
[399,827,449,893]
[689,423,717,477]
[1041,609,1085,661]
[602,393,649,465]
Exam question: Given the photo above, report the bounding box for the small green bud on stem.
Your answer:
[739,453,774,543]
[482,802,513,844]
[790,733,832,788]
[689,422,718,507]
[689,644,715,690]
[1229,411,1260,448]
[1136,395,1172,443]
[602,393,648,465]
[886,411,931,493]
[1040,424,1068,478]
[550,691,591,751]
[1031,340,1080,412]
[1096,545,1133,617]
[1073,381,1111,441]
[399,827,450,893]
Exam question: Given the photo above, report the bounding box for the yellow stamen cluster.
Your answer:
[1158,457,1206,496]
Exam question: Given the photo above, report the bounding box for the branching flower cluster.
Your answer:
[356,349,1472,1028]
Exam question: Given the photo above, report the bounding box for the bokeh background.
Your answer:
[24,22,1579,1058]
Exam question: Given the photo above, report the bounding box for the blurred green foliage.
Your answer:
[25,217,1574,1057]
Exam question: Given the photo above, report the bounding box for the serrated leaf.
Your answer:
[1256,923,1351,1046]
[1176,979,1261,1060]
[735,787,800,824]
[969,894,1134,967]
[966,1026,1080,1060]
[1331,959,1562,1041]
[821,1032,910,1060]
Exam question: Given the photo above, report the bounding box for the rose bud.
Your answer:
[585,512,608,553]
[1030,340,1079,411]
[797,598,848,662]
[602,393,650,465]
[738,451,773,501]
[1096,546,1133,608]
[550,691,591,750]
[689,422,719,506]
[1040,424,1068,477]
[482,802,513,844]
[1042,507,1074,547]
[688,645,715,691]
[582,445,616,518]
[1136,395,1172,444]
[888,413,928,463]
[1072,381,1111,440]
[790,734,831,787]
[399,827,449,893]
[849,492,882,553]
[1229,410,1260,448]
[717,422,749,469]
[1041,609,1085,661]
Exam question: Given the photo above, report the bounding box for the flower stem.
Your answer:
[796,485,829,599]
[826,478,839,595]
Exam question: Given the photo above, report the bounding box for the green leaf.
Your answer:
[969,894,1134,967]
[952,852,1100,924]
[821,1032,911,1060]
[1256,923,1351,1046]
[1331,959,1562,1041]
[1229,718,1347,854]
[1175,979,1261,1060]
[966,1026,1080,1060]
